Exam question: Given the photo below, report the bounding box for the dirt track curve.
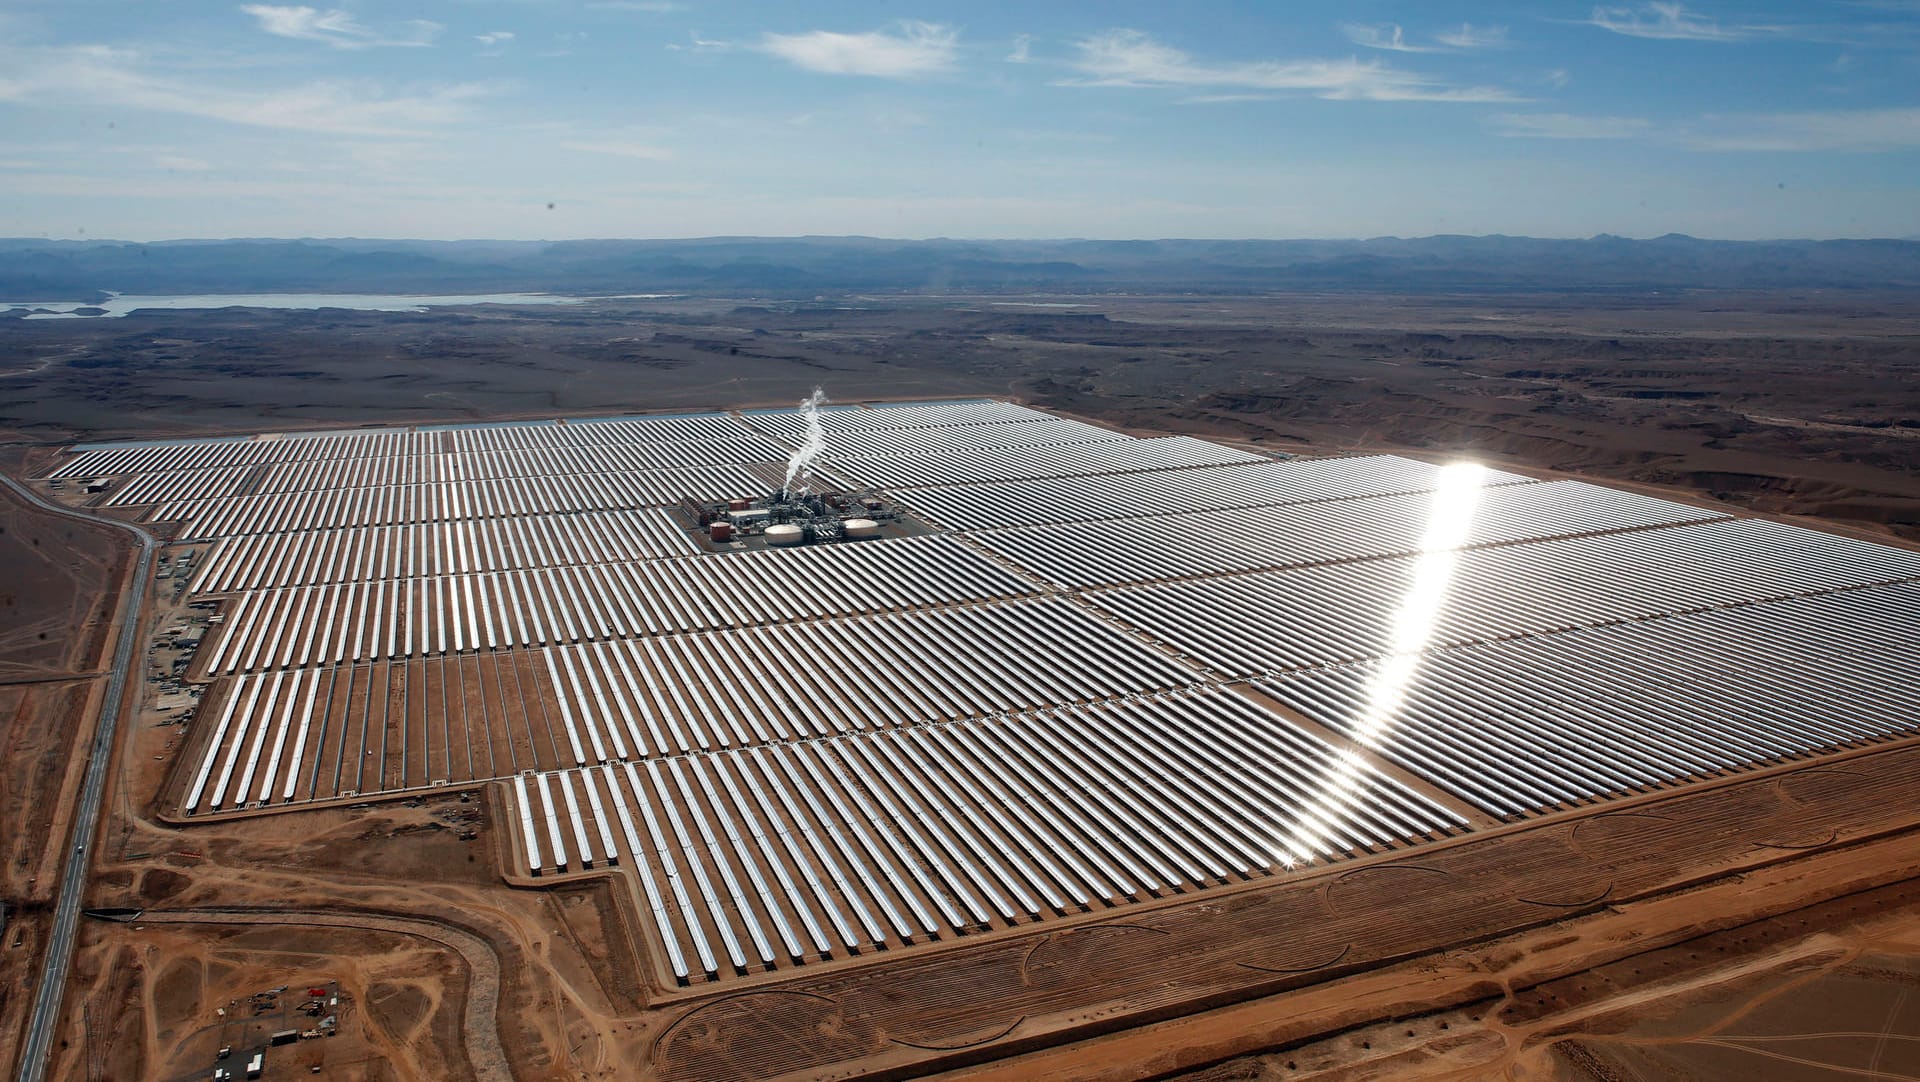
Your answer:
[133,908,510,1082]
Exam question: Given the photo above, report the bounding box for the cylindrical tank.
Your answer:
[727,498,752,512]
[765,523,805,547]
[709,521,734,542]
[842,517,880,540]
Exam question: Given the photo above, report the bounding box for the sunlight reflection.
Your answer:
[1279,461,1487,867]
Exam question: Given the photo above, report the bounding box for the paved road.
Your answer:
[1,472,156,1082]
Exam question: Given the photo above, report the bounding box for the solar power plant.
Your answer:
[45,398,1920,989]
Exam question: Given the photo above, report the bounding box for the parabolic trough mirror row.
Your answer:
[47,397,1920,985]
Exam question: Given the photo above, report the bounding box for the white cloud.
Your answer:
[153,153,214,171]
[562,138,674,160]
[1488,106,1920,151]
[475,31,514,46]
[1434,23,1509,49]
[240,5,442,49]
[1680,106,1920,150]
[1068,29,1520,102]
[1346,21,1506,52]
[1588,3,1753,41]
[1342,23,1441,53]
[1489,113,1651,139]
[665,32,732,53]
[757,22,958,78]
[1178,93,1278,105]
[1007,34,1032,63]
[3,44,490,136]
[1544,68,1572,88]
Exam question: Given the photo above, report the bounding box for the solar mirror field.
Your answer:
[37,397,1920,1079]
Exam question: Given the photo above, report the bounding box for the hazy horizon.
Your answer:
[3,1,1919,242]
[9,229,1920,245]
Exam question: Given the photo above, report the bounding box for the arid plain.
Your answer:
[2,291,1917,1081]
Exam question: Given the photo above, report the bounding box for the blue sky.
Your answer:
[2,1,1917,240]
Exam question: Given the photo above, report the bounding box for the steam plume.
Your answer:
[781,387,828,495]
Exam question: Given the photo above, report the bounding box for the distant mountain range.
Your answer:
[5,234,1920,299]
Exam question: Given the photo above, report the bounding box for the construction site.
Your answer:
[9,394,1920,1080]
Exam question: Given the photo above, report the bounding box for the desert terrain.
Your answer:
[0,453,133,1080]
[2,291,1918,1081]
[2,291,1916,543]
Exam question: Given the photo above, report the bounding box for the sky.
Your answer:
[1,1,1918,241]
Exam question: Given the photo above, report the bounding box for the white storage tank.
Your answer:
[842,518,880,540]
[765,523,805,547]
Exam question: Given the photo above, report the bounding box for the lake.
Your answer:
[2,292,581,319]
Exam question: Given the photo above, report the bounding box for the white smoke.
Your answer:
[781,387,828,495]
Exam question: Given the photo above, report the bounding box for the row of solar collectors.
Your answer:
[188,508,698,594]
[74,403,1196,525]
[181,651,573,813]
[101,437,792,508]
[105,464,262,507]
[1258,581,1920,819]
[81,417,776,497]
[510,689,1464,980]
[889,455,1536,531]
[825,436,1270,490]
[258,439,791,493]
[206,593,1182,759]
[198,535,1038,673]
[1093,518,1920,676]
[91,413,1134,511]
[157,462,783,538]
[59,399,1073,490]
[740,399,1053,439]
[525,597,1197,756]
[446,412,760,452]
[976,479,1720,590]
[791,416,1131,459]
[88,399,1044,477]
[49,428,440,478]
[178,598,1205,817]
